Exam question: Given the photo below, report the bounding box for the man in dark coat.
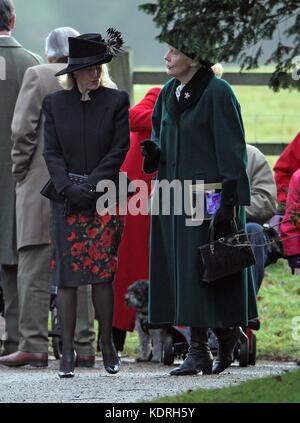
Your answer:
[142,44,258,375]
[0,0,42,355]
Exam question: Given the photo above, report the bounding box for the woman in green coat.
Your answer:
[141,46,258,376]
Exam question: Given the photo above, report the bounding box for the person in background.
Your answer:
[280,168,300,366]
[274,133,300,366]
[280,169,300,273]
[0,0,42,356]
[112,87,161,352]
[0,28,96,368]
[245,144,277,294]
[274,132,300,214]
[274,132,300,273]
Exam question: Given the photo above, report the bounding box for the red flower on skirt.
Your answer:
[86,227,98,239]
[67,215,77,225]
[67,231,77,242]
[71,242,86,257]
[83,258,93,269]
[108,258,117,273]
[92,265,100,274]
[101,230,113,248]
[79,215,89,224]
[100,214,112,227]
[88,244,101,260]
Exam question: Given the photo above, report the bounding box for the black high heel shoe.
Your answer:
[100,342,121,374]
[58,350,76,378]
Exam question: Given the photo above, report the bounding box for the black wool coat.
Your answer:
[42,86,130,194]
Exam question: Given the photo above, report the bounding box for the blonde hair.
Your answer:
[58,63,117,90]
[211,63,223,78]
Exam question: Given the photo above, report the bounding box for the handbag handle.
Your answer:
[208,215,239,253]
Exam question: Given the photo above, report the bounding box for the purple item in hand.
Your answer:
[206,192,221,215]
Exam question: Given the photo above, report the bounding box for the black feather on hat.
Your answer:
[105,27,124,57]
[55,28,124,77]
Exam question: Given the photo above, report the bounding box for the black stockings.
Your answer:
[92,282,118,367]
[56,282,118,372]
[56,287,77,372]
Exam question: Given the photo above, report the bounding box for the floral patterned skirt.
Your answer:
[50,201,124,287]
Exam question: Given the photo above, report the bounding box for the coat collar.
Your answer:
[165,67,214,119]
[0,36,22,48]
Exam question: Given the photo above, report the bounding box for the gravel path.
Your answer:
[0,358,296,403]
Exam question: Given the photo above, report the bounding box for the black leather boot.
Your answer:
[170,328,213,376]
[212,327,241,374]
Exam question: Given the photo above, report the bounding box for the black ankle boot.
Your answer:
[212,327,241,374]
[170,328,213,376]
[58,350,76,378]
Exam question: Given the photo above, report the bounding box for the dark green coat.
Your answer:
[0,37,42,264]
[149,68,258,328]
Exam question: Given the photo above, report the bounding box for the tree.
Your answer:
[139,0,300,91]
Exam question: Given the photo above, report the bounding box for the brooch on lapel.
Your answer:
[184,92,191,100]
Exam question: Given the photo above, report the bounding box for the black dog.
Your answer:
[125,280,165,362]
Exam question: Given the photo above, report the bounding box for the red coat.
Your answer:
[274,132,300,203]
[113,88,161,331]
[280,169,300,257]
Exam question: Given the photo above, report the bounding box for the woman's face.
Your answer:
[164,46,193,79]
[73,64,102,91]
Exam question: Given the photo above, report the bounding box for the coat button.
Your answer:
[162,121,167,127]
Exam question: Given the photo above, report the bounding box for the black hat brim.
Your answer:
[55,54,112,77]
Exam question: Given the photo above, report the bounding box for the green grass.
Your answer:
[151,368,300,403]
[133,83,299,144]
[123,330,140,357]
[256,259,300,360]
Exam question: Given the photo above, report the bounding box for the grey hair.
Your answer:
[0,0,15,31]
[45,27,79,60]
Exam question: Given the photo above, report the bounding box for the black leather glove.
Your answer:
[140,139,159,156]
[213,205,235,226]
[140,140,161,174]
[64,184,96,209]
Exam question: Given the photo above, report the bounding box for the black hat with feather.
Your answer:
[55,28,124,77]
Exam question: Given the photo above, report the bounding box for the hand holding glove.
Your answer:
[140,139,160,157]
[140,139,161,174]
[64,184,96,209]
[213,205,235,226]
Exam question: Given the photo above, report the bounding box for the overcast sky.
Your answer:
[12,0,296,68]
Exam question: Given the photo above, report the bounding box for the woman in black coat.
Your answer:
[42,31,129,377]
